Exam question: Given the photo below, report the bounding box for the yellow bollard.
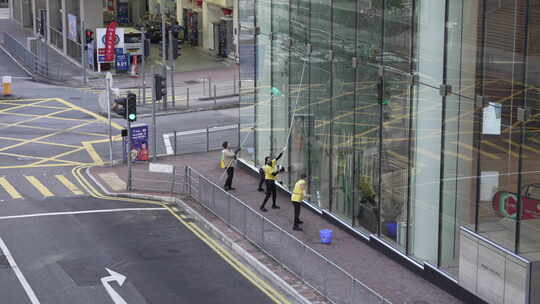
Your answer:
[2,76,12,96]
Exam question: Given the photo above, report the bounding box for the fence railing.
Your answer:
[163,124,241,155]
[2,33,65,81]
[129,163,390,304]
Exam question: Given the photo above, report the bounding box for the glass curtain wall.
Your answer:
[241,0,540,279]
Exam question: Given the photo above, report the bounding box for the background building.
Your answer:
[239,0,540,301]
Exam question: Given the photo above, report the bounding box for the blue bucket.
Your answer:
[385,222,397,238]
[320,229,333,244]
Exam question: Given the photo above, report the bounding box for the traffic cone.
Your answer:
[130,55,139,78]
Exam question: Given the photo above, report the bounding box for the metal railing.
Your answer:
[129,164,390,304]
[2,33,65,81]
[164,124,241,155]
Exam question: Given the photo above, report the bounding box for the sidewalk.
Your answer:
[89,151,464,304]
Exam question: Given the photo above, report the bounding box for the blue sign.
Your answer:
[129,124,149,161]
[115,53,130,73]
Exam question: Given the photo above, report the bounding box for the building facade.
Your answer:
[238,0,540,299]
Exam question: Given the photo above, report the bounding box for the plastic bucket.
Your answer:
[385,222,397,238]
[319,229,333,244]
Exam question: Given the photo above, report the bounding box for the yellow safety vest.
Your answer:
[263,164,277,180]
[291,179,306,202]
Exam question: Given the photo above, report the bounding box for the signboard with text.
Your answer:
[96,27,124,63]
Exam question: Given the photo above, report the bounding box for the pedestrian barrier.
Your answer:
[2,33,65,82]
[166,124,242,156]
[128,163,391,304]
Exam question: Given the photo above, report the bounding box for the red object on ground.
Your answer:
[223,8,233,15]
[104,21,118,62]
[492,184,540,219]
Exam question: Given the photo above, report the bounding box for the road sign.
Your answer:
[115,53,130,73]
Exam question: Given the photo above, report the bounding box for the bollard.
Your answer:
[214,85,217,105]
[233,74,236,95]
[2,76,12,96]
[187,87,190,108]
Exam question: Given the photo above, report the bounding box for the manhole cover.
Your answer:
[184,80,200,85]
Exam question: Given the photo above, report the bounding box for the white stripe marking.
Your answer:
[0,207,167,220]
[163,133,173,155]
[0,237,41,304]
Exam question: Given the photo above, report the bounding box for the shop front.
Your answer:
[239,0,540,302]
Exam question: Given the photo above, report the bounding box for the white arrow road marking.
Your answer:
[101,268,128,304]
[0,237,41,304]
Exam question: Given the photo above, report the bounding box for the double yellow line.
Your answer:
[71,165,289,304]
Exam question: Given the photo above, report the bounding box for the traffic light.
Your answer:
[171,38,181,59]
[154,74,167,100]
[144,39,151,58]
[112,97,127,118]
[127,92,137,122]
[85,29,94,44]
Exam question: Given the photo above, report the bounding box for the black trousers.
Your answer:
[224,167,234,189]
[261,180,277,208]
[293,202,301,226]
[258,168,265,189]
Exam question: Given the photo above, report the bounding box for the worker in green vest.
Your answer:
[291,173,307,231]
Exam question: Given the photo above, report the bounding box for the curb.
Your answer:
[84,167,312,304]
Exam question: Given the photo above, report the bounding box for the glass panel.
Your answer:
[257,0,271,35]
[255,34,272,167]
[239,0,257,165]
[415,0,445,87]
[379,69,411,251]
[476,0,525,252]
[354,64,380,233]
[354,0,382,234]
[289,0,310,188]
[271,3,290,187]
[439,94,478,277]
[409,85,442,264]
[520,0,540,260]
[382,0,412,72]
[309,0,331,210]
[330,0,356,224]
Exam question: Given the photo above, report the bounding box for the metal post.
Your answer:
[141,30,146,105]
[184,166,188,194]
[186,87,190,108]
[170,166,176,194]
[169,30,176,109]
[174,130,177,155]
[105,76,113,165]
[127,116,132,191]
[202,78,206,96]
[209,78,212,96]
[227,193,231,223]
[162,64,168,110]
[242,205,247,236]
[214,85,217,105]
[206,126,210,152]
[233,74,236,95]
[152,69,157,161]
[80,19,87,84]
[161,12,168,110]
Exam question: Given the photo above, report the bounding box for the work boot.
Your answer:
[295,220,303,224]
[260,206,268,212]
[293,226,302,231]
[272,205,280,209]
[257,188,264,192]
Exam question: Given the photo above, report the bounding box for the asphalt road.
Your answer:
[0,55,275,303]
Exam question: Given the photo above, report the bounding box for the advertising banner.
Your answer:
[96,27,124,63]
[68,14,77,41]
[129,124,149,161]
[104,21,118,62]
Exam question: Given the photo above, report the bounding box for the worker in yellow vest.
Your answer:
[291,173,307,231]
[260,155,285,211]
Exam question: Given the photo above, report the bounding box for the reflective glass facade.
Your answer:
[239,0,540,277]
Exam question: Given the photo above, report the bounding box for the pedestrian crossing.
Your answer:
[0,8,9,20]
[0,174,87,200]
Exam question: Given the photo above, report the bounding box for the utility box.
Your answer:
[459,227,540,304]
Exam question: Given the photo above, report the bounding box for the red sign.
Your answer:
[104,21,118,62]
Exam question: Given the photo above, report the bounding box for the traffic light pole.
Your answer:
[152,69,157,162]
[161,13,168,110]
[80,19,87,84]
[141,29,146,105]
[105,75,113,166]
[126,105,132,191]
[168,30,176,109]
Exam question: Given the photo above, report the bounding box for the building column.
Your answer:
[61,0,66,54]
[31,0,36,34]
[45,0,50,43]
